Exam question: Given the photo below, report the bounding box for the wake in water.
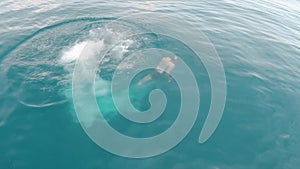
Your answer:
[59,22,150,126]
[0,18,147,126]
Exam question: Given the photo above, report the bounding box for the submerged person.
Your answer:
[138,56,179,85]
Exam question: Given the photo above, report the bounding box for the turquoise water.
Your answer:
[0,0,300,168]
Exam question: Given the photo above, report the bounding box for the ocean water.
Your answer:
[0,0,300,169]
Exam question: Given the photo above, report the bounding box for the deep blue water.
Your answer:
[0,0,300,169]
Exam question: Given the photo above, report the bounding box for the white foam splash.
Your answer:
[59,41,88,64]
[59,26,139,125]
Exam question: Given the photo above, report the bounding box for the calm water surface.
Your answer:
[0,0,299,169]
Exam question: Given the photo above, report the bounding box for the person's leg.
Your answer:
[138,69,161,86]
[165,73,173,82]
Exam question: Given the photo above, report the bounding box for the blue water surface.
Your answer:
[0,0,299,169]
